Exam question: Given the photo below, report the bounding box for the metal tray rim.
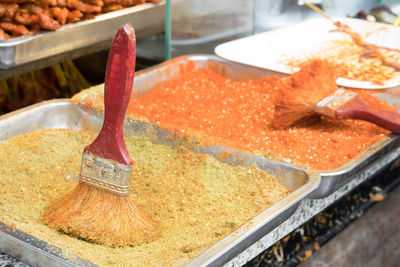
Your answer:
[185,173,320,267]
[0,222,95,267]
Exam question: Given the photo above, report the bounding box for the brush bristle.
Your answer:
[272,60,338,129]
[43,183,158,247]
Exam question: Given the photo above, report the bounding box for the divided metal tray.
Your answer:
[130,55,400,198]
[0,100,319,266]
[0,2,164,70]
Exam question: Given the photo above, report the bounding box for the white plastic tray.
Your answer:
[215,17,400,89]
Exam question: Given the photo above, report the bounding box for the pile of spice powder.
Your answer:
[73,60,394,170]
[0,129,288,267]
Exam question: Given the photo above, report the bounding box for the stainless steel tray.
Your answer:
[0,2,164,70]
[0,100,319,267]
[0,222,94,267]
[129,55,400,199]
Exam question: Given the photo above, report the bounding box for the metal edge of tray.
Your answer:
[0,99,320,267]
[185,174,320,267]
[0,100,92,267]
[309,92,400,198]
[309,134,400,198]
[0,2,165,69]
[130,54,400,199]
[0,222,96,267]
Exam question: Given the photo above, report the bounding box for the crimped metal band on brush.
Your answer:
[79,153,133,196]
[316,88,356,118]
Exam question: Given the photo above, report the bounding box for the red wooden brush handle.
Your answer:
[84,24,136,164]
[336,96,400,133]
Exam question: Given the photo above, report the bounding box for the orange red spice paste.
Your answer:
[76,60,394,170]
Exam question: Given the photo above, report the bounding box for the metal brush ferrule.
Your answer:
[315,89,357,118]
[79,153,133,196]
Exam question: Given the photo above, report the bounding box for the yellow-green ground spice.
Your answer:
[0,129,289,266]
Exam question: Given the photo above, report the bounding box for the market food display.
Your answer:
[303,1,400,82]
[0,0,160,39]
[2,0,400,264]
[0,129,288,266]
[73,59,397,170]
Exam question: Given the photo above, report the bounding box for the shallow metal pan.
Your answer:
[0,3,164,70]
[130,55,400,199]
[0,222,94,267]
[0,100,319,266]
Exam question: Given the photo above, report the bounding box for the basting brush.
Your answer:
[43,24,158,247]
[273,60,400,133]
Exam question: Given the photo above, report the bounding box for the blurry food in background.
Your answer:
[0,60,90,114]
[353,5,399,25]
[320,0,378,17]
[281,34,400,86]
[327,19,400,75]
[282,40,400,84]
[169,0,253,57]
[0,0,161,39]
[286,2,400,85]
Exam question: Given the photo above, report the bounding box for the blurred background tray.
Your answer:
[0,2,165,72]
